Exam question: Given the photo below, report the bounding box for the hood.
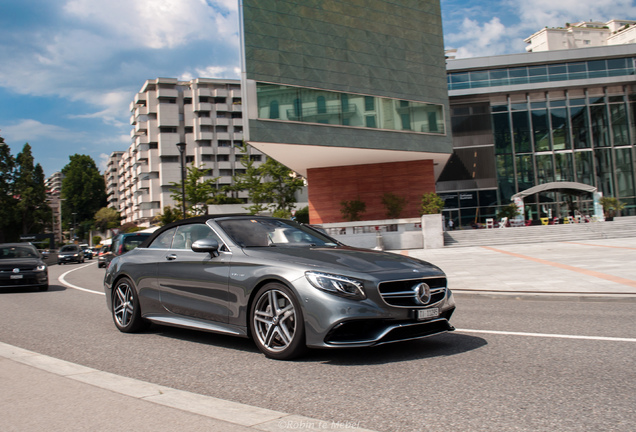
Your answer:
[0,257,44,269]
[242,245,444,277]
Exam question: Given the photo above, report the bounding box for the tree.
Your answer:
[496,203,520,220]
[232,145,305,216]
[259,157,305,217]
[381,192,407,219]
[15,144,52,235]
[153,206,182,226]
[61,154,107,240]
[340,198,366,221]
[0,136,18,242]
[420,192,444,215]
[600,196,625,220]
[94,207,121,232]
[170,164,220,216]
[232,147,270,215]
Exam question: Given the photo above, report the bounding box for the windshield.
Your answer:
[217,218,338,248]
[60,245,78,252]
[0,245,39,259]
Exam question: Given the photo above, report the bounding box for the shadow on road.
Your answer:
[146,324,486,364]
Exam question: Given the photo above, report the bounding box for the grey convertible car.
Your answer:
[104,215,455,359]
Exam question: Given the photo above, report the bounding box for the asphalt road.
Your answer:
[1,261,635,432]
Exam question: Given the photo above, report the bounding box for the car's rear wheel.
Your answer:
[112,277,147,333]
[250,283,306,360]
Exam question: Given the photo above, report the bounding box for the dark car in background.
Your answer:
[102,232,152,269]
[97,245,111,268]
[104,216,455,360]
[0,243,49,291]
[57,244,85,264]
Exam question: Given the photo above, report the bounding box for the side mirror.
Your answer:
[191,239,220,256]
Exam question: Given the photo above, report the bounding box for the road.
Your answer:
[1,260,635,432]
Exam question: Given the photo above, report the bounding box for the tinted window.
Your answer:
[121,234,151,253]
[172,224,222,250]
[0,245,39,259]
[148,228,176,249]
[217,218,336,248]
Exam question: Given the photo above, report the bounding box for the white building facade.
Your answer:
[109,78,264,226]
[525,19,636,52]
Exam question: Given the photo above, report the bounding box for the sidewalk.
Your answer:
[403,237,636,300]
[2,237,635,431]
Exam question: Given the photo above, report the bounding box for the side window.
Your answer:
[148,228,176,249]
[174,224,222,250]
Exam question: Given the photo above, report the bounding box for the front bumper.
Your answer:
[0,272,48,288]
[299,278,456,348]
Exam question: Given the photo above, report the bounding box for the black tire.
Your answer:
[38,284,49,292]
[111,277,148,333]
[250,283,307,360]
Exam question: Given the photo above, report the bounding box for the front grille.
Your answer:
[0,266,36,273]
[378,277,447,307]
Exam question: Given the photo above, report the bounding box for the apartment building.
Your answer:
[525,19,636,52]
[44,171,64,244]
[109,78,264,226]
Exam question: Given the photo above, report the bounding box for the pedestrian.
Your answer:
[448,219,454,230]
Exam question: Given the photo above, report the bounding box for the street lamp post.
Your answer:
[176,142,187,219]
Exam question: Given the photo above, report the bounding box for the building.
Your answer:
[525,20,636,52]
[240,0,452,223]
[44,172,64,244]
[105,151,124,210]
[113,77,263,226]
[443,44,636,227]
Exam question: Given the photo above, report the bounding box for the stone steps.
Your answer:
[443,216,636,247]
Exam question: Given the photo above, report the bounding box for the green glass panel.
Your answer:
[532,109,551,151]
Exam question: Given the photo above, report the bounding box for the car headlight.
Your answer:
[73,254,79,257]
[305,271,366,300]
[36,264,47,272]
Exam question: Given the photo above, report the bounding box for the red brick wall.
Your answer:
[307,160,436,224]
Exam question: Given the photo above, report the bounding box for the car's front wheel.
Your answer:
[250,283,306,360]
[111,277,147,333]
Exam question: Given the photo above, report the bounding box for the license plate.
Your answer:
[417,308,439,320]
[10,274,23,279]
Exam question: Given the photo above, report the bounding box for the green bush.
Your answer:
[340,199,366,221]
[381,192,407,219]
[420,192,444,215]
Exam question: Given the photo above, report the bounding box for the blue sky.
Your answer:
[1,0,634,177]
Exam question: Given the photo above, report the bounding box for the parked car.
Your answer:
[103,232,152,269]
[0,243,49,291]
[57,244,85,264]
[104,216,455,360]
[97,245,111,268]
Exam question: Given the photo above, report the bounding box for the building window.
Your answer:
[159,127,177,133]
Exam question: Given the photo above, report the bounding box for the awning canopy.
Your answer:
[511,182,597,200]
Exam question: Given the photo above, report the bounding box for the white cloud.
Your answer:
[64,0,238,49]
[1,119,83,143]
[445,17,522,58]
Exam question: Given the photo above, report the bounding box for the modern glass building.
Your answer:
[240,0,453,223]
[442,44,636,227]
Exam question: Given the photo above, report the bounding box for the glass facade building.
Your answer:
[442,45,636,227]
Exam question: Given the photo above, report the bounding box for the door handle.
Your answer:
[165,254,177,261]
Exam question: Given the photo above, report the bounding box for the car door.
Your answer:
[157,223,231,323]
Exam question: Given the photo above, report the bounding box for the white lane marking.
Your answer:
[457,328,636,343]
[58,262,105,296]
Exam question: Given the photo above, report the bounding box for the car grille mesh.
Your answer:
[378,277,447,307]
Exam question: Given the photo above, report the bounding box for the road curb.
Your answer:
[453,290,636,302]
